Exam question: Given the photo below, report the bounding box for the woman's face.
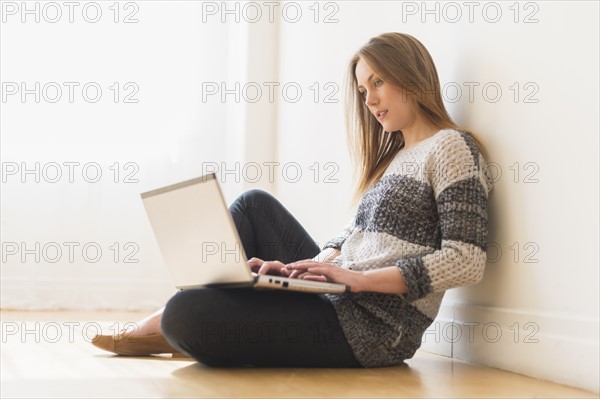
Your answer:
[355,57,416,133]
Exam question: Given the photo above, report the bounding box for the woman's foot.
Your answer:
[91,306,189,357]
[91,332,188,357]
[120,306,165,337]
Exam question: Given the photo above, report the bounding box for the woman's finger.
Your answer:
[279,268,292,277]
[302,275,328,282]
[257,261,272,275]
[285,261,314,271]
[257,260,287,275]
[289,270,301,279]
[248,258,263,273]
[286,258,313,267]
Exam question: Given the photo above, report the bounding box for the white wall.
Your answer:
[274,0,598,394]
[0,2,273,310]
[1,0,598,394]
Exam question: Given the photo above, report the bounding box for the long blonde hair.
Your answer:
[345,32,489,208]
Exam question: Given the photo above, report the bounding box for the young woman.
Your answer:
[92,32,494,368]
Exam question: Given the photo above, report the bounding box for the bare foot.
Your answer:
[121,306,165,337]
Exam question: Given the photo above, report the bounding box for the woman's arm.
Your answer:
[288,133,494,297]
[359,266,408,294]
[284,261,408,294]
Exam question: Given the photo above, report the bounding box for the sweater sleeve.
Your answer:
[321,216,356,251]
[395,132,494,302]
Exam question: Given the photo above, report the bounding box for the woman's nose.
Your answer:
[365,91,378,106]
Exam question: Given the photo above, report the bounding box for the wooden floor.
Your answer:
[1,310,597,399]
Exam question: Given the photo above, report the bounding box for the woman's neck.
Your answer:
[402,121,440,149]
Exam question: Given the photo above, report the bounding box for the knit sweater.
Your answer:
[323,128,494,368]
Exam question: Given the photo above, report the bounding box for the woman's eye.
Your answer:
[374,79,383,87]
[359,90,366,98]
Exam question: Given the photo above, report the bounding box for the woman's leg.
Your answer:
[161,287,362,368]
[227,188,321,263]
[128,188,321,337]
[161,189,360,366]
[121,306,165,336]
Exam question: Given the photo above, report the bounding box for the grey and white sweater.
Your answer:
[323,128,494,367]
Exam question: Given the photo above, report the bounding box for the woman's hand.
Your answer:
[250,257,409,295]
[247,257,292,277]
[284,260,365,293]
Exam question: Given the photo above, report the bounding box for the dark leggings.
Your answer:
[160,189,362,368]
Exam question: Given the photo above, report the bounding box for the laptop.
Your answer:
[140,172,348,295]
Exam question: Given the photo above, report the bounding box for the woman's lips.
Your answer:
[376,110,388,120]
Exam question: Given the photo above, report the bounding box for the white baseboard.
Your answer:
[420,303,599,394]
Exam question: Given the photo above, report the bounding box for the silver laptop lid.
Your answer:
[141,173,253,288]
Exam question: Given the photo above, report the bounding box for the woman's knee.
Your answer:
[239,189,279,209]
[161,288,244,342]
[228,188,277,218]
[160,288,251,366]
